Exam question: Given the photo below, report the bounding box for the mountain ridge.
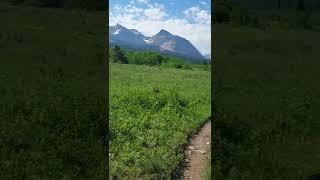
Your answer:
[109,24,206,61]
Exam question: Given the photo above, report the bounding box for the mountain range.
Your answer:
[109,24,208,61]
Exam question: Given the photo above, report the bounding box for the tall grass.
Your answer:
[213,23,320,179]
[109,63,210,178]
[0,4,107,179]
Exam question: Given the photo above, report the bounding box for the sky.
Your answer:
[109,0,211,55]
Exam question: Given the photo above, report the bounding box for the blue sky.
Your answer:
[109,0,211,55]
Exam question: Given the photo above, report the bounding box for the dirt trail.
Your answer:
[182,121,211,179]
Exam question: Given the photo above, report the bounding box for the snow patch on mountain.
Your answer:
[113,29,120,35]
[109,24,205,60]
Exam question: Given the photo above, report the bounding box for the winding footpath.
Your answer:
[182,121,211,179]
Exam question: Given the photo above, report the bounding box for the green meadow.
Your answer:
[213,21,320,179]
[0,4,107,179]
[109,62,211,178]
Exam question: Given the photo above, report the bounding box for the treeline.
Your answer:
[214,0,319,30]
[109,45,199,69]
[6,0,105,11]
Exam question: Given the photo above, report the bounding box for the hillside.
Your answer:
[109,24,205,62]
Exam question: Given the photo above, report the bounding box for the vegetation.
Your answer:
[109,62,210,178]
[212,22,320,179]
[204,157,211,180]
[213,0,232,23]
[108,45,205,70]
[213,0,320,31]
[111,45,128,64]
[0,4,107,179]
[4,0,106,11]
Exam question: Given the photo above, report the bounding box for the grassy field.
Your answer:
[213,23,320,179]
[0,4,107,179]
[109,63,211,178]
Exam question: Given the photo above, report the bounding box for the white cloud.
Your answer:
[143,4,167,20]
[114,5,121,11]
[183,6,211,25]
[200,1,207,5]
[136,0,149,4]
[110,4,211,55]
[124,5,143,14]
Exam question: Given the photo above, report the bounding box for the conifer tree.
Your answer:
[111,45,128,64]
